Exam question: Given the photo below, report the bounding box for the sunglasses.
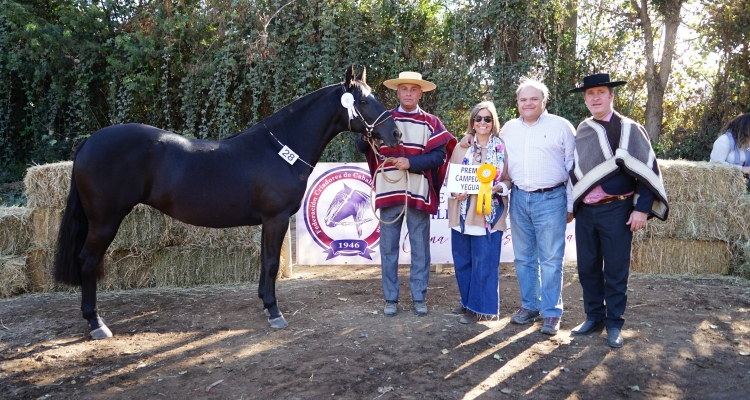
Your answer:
[473,115,493,123]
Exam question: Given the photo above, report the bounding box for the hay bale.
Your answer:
[0,256,29,297]
[0,207,31,255]
[29,208,64,249]
[151,245,261,287]
[111,205,171,250]
[727,195,750,241]
[29,205,172,251]
[167,221,261,247]
[730,240,750,280]
[659,160,745,203]
[24,249,58,292]
[631,238,731,275]
[634,201,730,241]
[24,161,73,209]
[99,249,155,290]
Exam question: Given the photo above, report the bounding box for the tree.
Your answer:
[631,0,686,142]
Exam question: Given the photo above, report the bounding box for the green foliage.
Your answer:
[3,0,731,183]
[1,0,586,182]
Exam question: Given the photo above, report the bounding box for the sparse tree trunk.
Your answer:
[631,0,684,142]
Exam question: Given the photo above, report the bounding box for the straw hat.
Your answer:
[568,73,627,93]
[383,71,437,92]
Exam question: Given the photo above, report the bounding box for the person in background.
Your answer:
[460,77,576,335]
[448,101,511,324]
[568,73,669,348]
[355,71,456,317]
[710,113,750,191]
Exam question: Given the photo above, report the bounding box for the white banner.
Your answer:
[295,163,576,265]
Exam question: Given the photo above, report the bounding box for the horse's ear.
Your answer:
[356,67,367,85]
[343,183,350,190]
[345,64,355,90]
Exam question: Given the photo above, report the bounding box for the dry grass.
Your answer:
[0,256,29,297]
[99,249,155,290]
[727,195,750,241]
[631,238,731,275]
[730,240,750,280]
[167,220,261,247]
[111,205,172,250]
[24,249,60,293]
[634,201,730,241]
[151,245,261,287]
[29,208,63,249]
[24,161,72,209]
[659,160,746,203]
[0,207,31,255]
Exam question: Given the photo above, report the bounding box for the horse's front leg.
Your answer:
[259,215,290,329]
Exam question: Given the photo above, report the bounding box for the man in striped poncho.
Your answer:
[355,71,456,317]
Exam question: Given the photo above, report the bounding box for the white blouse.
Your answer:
[710,134,748,171]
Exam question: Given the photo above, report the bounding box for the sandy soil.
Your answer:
[1,264,750,399]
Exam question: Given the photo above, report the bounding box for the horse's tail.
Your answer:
[53,139,90,286]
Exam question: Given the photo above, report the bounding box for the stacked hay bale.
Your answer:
[16,161,269,295]
[727,195,750,279]
[632,160,746,275]
[0,207,32,297]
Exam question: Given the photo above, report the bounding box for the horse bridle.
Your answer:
[342,84,408,225]
[342,85,393,143]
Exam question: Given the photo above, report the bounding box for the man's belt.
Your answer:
[587,195,631,206]
[528,183,565,193]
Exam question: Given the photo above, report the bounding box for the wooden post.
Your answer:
[279,227,293,278]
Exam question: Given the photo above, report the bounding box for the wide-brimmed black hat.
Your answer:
[568,73,627,93]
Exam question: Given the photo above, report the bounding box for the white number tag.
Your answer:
[278,145,299,165]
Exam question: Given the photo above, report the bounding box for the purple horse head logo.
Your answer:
[324,183,372,238]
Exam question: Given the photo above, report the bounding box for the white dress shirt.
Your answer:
[500,110,576,212]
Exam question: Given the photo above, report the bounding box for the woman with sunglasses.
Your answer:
[447,101,511,323]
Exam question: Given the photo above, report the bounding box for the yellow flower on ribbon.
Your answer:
[476,164,497,215]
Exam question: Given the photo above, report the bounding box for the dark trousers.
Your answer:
[575,199,633,329]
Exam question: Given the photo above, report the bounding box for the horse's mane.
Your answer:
[218,79,371,142]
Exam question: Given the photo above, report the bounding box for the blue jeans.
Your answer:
[379,206,430,302]
[509,185,567,318]
[451,229,501,316]
[575,199,633,329]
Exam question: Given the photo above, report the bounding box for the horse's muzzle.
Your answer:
[392,129,403,147]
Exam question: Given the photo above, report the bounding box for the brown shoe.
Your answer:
[460,311,477,324]
[451,306,467,314]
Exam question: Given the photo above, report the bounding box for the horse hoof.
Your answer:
[268,316,288,329]
[263,308,271,317]
[90,325,113,340]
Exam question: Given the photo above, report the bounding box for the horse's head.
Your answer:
[344,65,401,148]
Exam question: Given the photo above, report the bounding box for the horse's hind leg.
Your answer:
[258,215,290,329]
[79,222,121,339]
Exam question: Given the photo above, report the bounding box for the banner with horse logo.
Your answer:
[295,163,577,265]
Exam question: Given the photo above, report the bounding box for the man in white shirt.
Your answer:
[461,77,575,335]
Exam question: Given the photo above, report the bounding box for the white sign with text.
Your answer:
[295,163,577,265]
[445,163,480,194]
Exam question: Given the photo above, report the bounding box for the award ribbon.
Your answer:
[476,164,496,215]
[341,93,359,120]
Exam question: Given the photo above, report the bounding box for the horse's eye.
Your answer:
[359,99,368,105]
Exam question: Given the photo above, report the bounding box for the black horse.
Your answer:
[53,66,400,339]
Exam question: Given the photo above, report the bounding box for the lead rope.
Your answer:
[340,84,408,225]
[365,138,409,225]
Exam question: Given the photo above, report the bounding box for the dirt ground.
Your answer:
[1,264,750,400]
